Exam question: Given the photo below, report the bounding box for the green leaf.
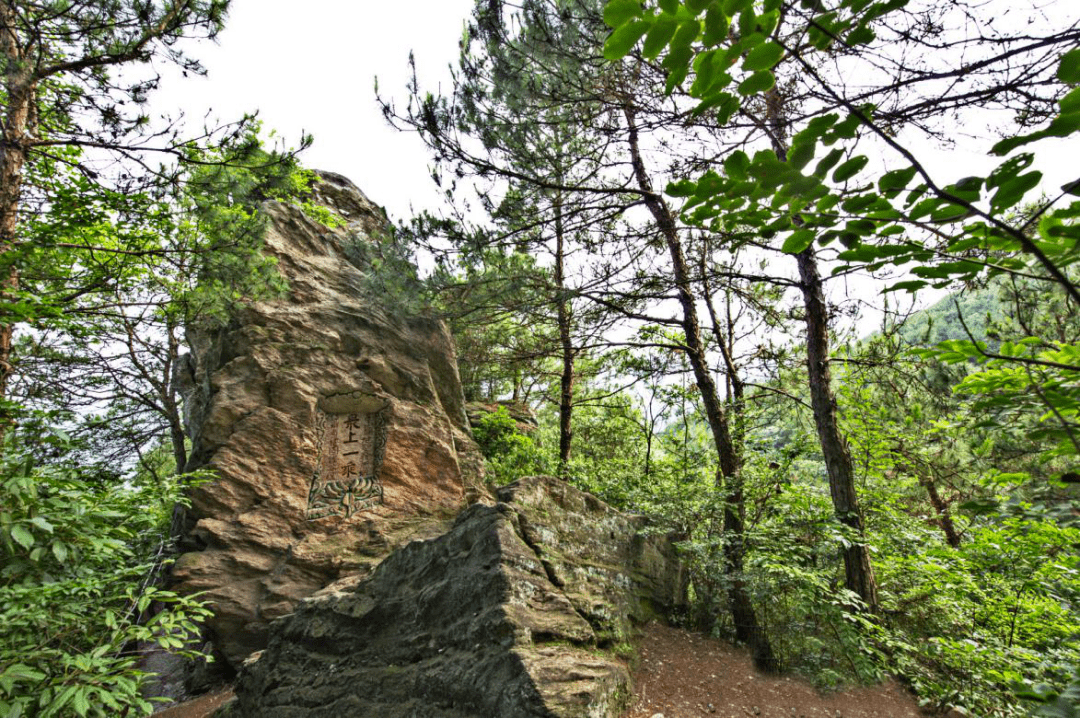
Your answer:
[686,0,713,13]
[643,15,679,58]
[987,153,1034,187]
[846,24,875,45]
[664,46,694,92]
[714,92,740,124]
[28,516,54,533]
[73,688,91,717]
[756,9,780,35]
[724,150,751,180]
[816,229,840,246]
[658,0,679,13]
[929,204,969,223]
[604,19,651,59]
[692,49,720,92]
[738,70,775,95]
[991,134,1028,156]
[786,140,816,171]
[800,113,839,140]
[603,0,643,28]
[1058,47,1080,84]
[990,171,1041,212]
[667,179,697,197]
[988,110,1080,156]
[1060,86,1080,114]
[703,4,730,45]
[752,148,779,166]
[52,540,68,563]
[845,219,876,235]
[10,524,34,550]
[1048,109,1080,137]
[807,11,840,49]
[737,7,756,36]
[952,175,983,193]
[883,280,928,293]
[782,228,816,254]
[960,498,1001,515]
[813,148,844,178]
[695,170,725,200]
[841,194,879,213]
[824,111,863,143]
[2,664,46,682]
[784,174,823,197]
[832,155,869,182]
[671,18,702,53]
[743,42,784,71]
[909,196,943,220]
[54,685,78,711]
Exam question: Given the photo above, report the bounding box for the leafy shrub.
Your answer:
[471,406,548,484]
[0,453,211,718]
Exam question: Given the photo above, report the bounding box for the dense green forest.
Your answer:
[1,0,1078,716]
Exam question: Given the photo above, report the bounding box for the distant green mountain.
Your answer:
[898,285,1003,347]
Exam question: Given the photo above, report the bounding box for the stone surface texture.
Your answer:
[225,475,687,718]
[171,171,485,668]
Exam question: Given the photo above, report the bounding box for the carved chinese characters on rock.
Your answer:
[307,409,387,520]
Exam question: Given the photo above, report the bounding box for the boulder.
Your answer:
[226,475,687,718]
[171,172,485,669]
[466,400,540,435]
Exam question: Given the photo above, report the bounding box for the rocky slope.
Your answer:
[223,475,687,718]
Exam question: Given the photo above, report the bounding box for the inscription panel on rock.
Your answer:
[307,409,387,520]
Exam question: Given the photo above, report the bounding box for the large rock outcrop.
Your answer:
[171,172,485,668]
[226,475,687,718]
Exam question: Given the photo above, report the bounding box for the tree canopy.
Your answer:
[386,0,1080,712]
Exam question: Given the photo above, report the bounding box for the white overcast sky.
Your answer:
[158,0,1077,228]
[161,0,476,222]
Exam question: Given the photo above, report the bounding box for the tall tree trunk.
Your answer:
[919,472,961,548]
[163,322,188,473]
[644,417,653,481]
[624,102,777,671]
[761,86,879,613]
[699,247,745,411]
[553,192,574,475]
[796,249,880,612]
[0,10,33,445]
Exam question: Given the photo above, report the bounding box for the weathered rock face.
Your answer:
[226,475,687,718]
[172,172,485,669]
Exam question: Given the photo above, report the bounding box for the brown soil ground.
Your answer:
[623,623,924,718]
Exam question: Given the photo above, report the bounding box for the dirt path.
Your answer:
[154,687,234,718]
[623,623,924,718]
